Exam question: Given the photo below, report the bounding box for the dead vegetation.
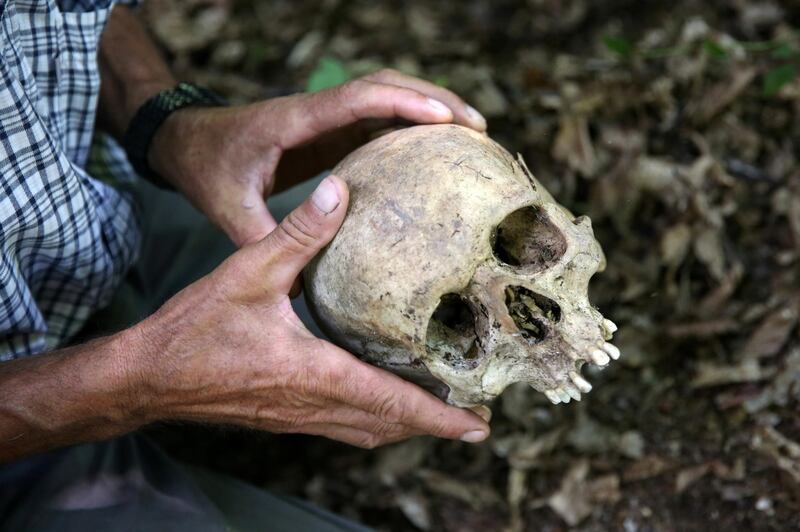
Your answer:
[144,0,800,529]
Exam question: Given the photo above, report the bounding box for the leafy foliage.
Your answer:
[703,39,728,59]
[306,57,350,92]
[763,64,797,96]
[602,36,634,58]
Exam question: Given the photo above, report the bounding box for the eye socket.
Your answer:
[425,294,481,369]
[505,285,561,343]
[492,206,567,271]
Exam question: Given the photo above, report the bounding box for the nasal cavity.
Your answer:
[426,294,481,369]
[505,286,561,343]
[492,206,567,271]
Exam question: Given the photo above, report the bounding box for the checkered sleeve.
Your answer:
[0,0,140,359]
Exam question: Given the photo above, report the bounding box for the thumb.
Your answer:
[257,175,349,295]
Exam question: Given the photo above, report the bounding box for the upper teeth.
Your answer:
[541,337,618,406]
[555,387,572,403]
[545,389,562,404]
[602,342,621,360]
[591,349,610,366]
[563,383,582,401]
[570,371,592,393]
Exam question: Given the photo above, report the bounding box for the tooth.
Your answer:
[591,349,610,366]
[569,371,592,393]
[603,318,618,334]
[563,383,582,401]
[602,342,621,360]
[545,389,561,404]
[556,387,571,403]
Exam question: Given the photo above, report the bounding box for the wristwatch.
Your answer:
[123,82,226,189]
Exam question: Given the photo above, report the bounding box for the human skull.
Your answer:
[305,124,619,406]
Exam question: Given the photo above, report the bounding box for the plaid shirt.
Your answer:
[0,0,140,359]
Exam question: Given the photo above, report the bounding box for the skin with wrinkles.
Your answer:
[306,124,618,406]
[0,3,493,462]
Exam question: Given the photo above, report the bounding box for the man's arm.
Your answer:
[0,178,489,463]
[96,5,176,139]
[95,6,486,246]
[0,331,145,462]
[0,4,494,463]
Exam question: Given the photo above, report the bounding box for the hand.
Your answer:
[132,176,491,448]
[148,69,487,246]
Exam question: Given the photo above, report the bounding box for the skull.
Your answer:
[305,124,619,406]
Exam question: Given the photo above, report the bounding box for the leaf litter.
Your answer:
[143,0,800,529]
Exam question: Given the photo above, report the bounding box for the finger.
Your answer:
[229,198,279,247]
[254,175,348,296]
[329,350,490,443]
[366,69,487,131]
[274,119,395,192]
[318,401,425,439]
[285,80,456,147]
[297,422,412,449]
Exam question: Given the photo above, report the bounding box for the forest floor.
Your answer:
[143,1,800,530]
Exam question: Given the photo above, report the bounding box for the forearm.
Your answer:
[97,5,176,139]
[0,329,147,463]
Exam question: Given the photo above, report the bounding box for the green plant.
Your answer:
[601,31,800,97]
[763,64,797,96]
[306,57,350,92]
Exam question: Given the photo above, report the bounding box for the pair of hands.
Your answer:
[132,70,491,448]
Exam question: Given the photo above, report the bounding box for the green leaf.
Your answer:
[772,43,795,60]
[763,64,797,96]
[603,36,634,58]
[433,75,450,88]
[306,57,351,93]
[247,42,269,64]
[703,39,728,59]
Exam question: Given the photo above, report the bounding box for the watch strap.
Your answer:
[123,82,226,189]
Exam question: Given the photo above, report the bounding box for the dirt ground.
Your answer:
[143,1,800,529]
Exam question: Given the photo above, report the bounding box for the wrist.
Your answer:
[0,331,154,461]
[96,325,157,432]
[123,80,176,130]
[146,107,198,189]
[123,83,226,188]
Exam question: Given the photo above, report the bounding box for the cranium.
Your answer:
[305,124,619,406]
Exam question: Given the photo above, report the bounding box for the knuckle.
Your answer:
[326,368,354,400]
[369,419,398,437]
[369,68,398,82]
[291,364,318,395]
[358,434,384,450]
[337,79,366,101]
[428,414,456,438]
[277,212,319,252]
[373,393,405,425]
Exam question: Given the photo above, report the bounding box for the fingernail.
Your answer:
[469,405,492,423]
[427,97,452,118]
[460,429,488,443]
[311,176,340,214]
[465,104,487,130]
